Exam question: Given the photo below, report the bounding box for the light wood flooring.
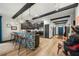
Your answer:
[0,36,65,56]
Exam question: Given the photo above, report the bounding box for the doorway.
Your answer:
[45,24,49,38]
[0,16,2,43]
[58,27,64,36]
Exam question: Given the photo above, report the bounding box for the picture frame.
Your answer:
[11,26,17,30]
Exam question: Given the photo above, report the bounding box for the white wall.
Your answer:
[2,14,20,41]
[49,22,55,38]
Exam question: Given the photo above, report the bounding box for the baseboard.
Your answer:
[0,39,14,43]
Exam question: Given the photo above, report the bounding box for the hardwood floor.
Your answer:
[0,36,65,56]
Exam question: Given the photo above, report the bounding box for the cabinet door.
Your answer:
[45,24,49,38]
[52,27,56,36]
[52,27,54,36]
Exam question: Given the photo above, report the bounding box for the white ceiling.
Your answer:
[17,3,74,20]
[0,3,25,17]
[0,3,74,20]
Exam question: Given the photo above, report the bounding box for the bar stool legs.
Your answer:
[57,43,62,54]
[18,39,22,56]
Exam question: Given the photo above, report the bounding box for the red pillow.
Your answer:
[68,44,79,51]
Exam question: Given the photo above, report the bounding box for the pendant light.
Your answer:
[28,8,32,24]
[20,14,24,23]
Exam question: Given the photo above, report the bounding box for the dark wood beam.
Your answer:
[53,20,68,24]
[51,15,70,21]
[54,22,67,24]
[32,3,78,20]
[12,3,35,19]
[53,20,68,23]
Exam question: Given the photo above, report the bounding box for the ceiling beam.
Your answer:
[54,22,67,24]
[12,3,35,19]
[53,20,68,23]
[53,20,68,24]
[51,15,70,21]
[32,3,78,20]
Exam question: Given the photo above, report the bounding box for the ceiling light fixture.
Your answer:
[29,8,32,20]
